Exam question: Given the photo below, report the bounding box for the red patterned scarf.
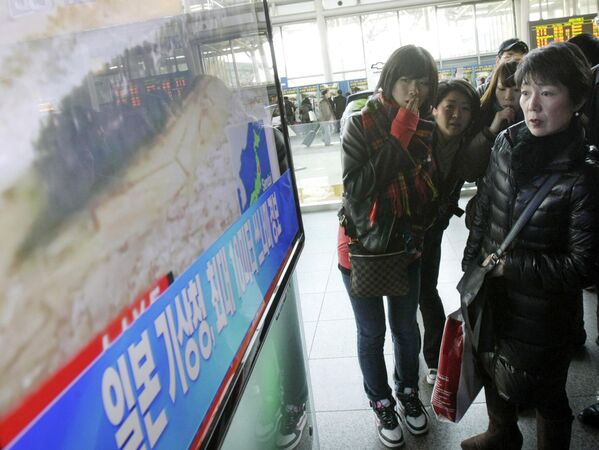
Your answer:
[361,93,438,226]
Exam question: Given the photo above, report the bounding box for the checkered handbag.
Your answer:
[348,242,409,298]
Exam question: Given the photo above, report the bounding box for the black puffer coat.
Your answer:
[463,120,599,372]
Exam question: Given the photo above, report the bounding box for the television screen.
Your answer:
[0,1,303,448]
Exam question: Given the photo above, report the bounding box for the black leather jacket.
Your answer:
[463,121,599,370]
[341,112,435,253]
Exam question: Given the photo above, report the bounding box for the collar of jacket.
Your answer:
[506,119,586,175]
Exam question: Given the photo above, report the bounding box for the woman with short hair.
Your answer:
[337,45,438,448]
[461,42,599,450]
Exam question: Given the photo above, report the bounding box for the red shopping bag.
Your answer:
[431,308,483,423]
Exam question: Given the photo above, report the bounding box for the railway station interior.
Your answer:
[1,0,599,449]
[264,0,599,448]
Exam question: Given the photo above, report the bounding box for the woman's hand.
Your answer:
[489,256,506,277]
[489,106,516,135]
[405,92,420,116]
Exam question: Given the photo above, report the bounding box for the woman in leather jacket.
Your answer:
[461,42,599,450]
[337,45,438,447]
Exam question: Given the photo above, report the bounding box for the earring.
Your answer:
[574,111,580,117]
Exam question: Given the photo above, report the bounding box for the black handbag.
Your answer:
[340,195,396,254]
[348,241,410,298]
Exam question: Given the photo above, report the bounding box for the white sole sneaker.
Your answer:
[397,400,429,436]
[374,416,405,448]
[426,369,437,386]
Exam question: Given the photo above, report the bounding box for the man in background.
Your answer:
[333,89,347,133]
[477,38,529,96]
[318,89,335,146]
[283,96,296,124]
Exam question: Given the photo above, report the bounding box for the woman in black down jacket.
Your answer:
[461,42,599,450]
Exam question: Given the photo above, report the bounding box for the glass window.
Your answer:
[230,37,274,86]
[327,16,365,79]
[576,0,598,15]
[281,22,323,80]
[361,12,400,70]
[398,7,439,59]
[529,0,542,21]
[475,1,516,55]
[287,74,325,87]
[173,48,188,72]
[541,0,567,19]
[201,36,274,88]
[272,26,286,78]
[332,69,365,81]
[270,0,315,16]
[201,42,237,88]
[436,4,477,59]
[127,46,150,80]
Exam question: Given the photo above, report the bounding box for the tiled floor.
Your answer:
[296,201,599,449]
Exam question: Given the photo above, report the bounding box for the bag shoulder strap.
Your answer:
[492,173,560,261]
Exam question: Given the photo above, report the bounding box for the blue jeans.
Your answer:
[342,261,422,402]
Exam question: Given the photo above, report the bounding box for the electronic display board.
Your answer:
[529,13,599,49]
[0,1,304,448]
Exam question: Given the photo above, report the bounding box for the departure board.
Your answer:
[529,14,599,49]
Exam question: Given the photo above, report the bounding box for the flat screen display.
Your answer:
[0,1,303,448]
[529,13,599,49]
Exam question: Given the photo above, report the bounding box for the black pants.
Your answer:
[418,223,447,369]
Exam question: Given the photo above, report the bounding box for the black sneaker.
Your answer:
[397,388,429,435]
[275,404,307,449]
[578,402,599,428]
[371,399,404,448]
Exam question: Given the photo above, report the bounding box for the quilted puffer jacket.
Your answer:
[463,120,599,372]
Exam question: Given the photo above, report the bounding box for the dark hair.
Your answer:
[435,79,480,134]
[515,42,592,109]
[568,33,599,66]
[321,89,329,96]
[337,89,342,95]
[376,45,438,116]
[498,38,529,56]
[435,79,478,109]
[481,59,520,111]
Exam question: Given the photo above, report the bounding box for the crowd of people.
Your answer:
[335,34,599,450]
